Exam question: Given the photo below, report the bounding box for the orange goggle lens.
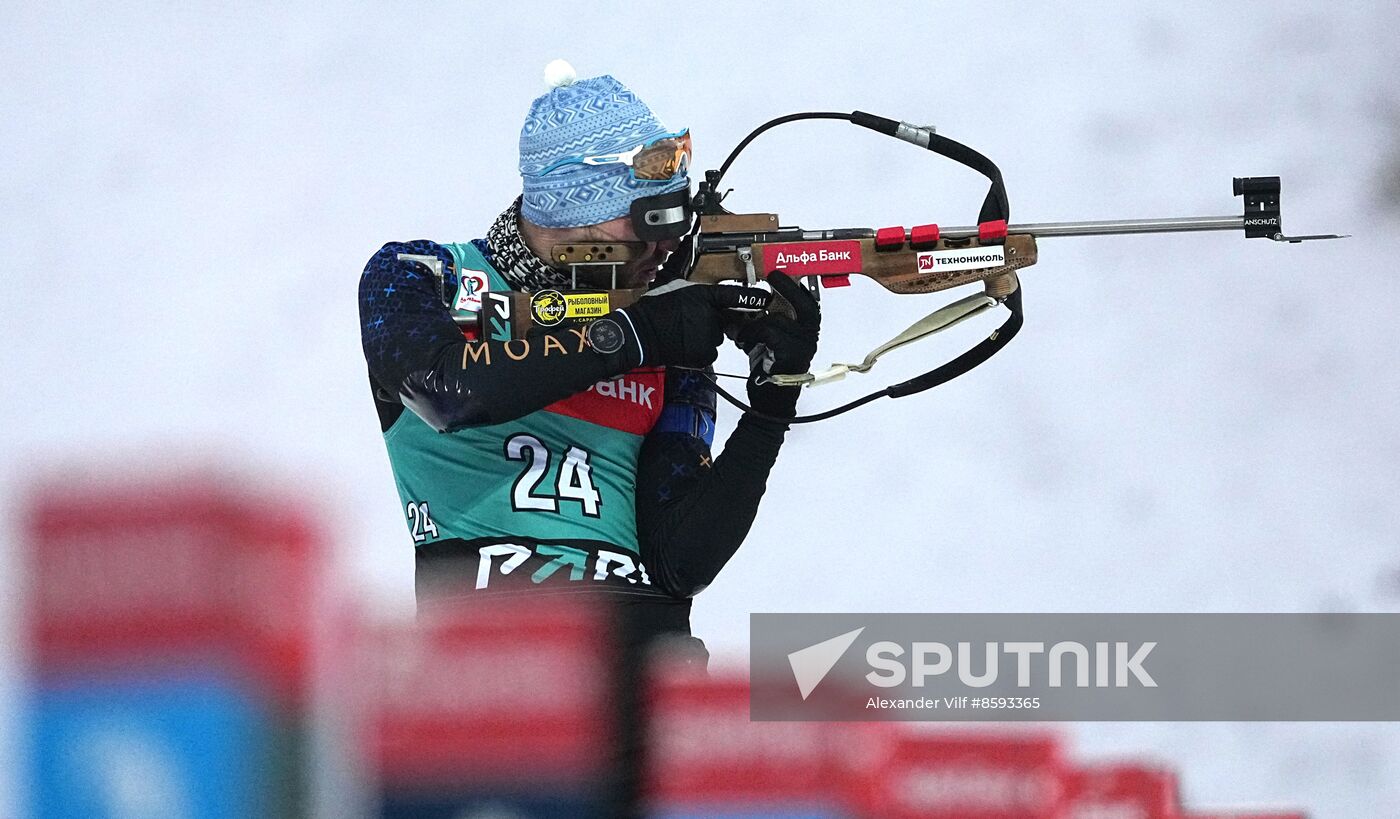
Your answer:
[630,131,692,180]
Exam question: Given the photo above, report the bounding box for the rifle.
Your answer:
[494,111,1345,423]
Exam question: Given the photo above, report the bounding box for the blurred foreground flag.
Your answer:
[22,467,341,819]
[1064,762,1180,818]
[644,666,885,817]
[363,597,615,818]
[851,730,1066,819]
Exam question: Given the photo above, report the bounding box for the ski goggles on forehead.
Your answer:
[537,129,692,182]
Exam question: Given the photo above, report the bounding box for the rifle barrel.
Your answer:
[940,215,1243,239]
[703,214,1272,251]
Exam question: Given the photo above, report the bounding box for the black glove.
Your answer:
[735,271,821,419]
[616,281,771,369]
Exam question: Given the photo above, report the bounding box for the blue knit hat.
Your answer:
[519,64,689,228]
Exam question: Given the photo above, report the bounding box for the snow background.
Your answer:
[2,1,1397,815]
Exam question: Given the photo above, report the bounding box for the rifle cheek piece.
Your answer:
[631,187,694,242]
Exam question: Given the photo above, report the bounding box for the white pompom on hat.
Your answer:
[543,59,577,89]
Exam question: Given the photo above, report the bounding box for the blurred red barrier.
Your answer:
[25,474,325,703]
[853,729,1067,819]
[1065,763,1180,818]
[22,469,339,817]
[643,665,885,815]
[365,596,614,789]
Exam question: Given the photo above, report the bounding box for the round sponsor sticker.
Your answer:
[531,289,569,326]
